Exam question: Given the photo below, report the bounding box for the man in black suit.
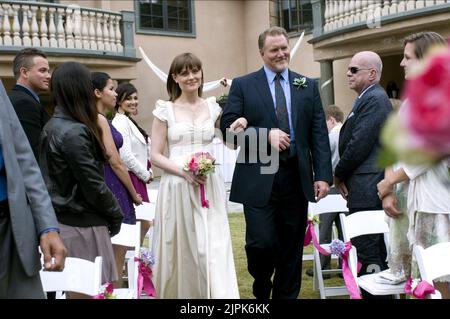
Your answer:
[334,51,392,297]
[9,48,51,160]
[221,26,332,299]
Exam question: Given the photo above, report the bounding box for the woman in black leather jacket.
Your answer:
[39,62,123,297]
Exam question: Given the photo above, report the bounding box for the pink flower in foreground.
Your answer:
[402,50,450,155]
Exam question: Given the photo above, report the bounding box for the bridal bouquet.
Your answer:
[184,152,217,208]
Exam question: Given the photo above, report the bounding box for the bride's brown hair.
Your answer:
[166,52,203,102]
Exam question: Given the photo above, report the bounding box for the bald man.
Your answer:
[333,51,393,298]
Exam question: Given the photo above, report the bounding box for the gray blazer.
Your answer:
[0,80,58,277]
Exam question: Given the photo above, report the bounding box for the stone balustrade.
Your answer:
[0,1,130,56]
[323,0,449,33]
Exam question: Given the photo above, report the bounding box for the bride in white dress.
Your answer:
[151,53,242,299]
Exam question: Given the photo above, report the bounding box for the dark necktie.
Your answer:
[275,73,290,161]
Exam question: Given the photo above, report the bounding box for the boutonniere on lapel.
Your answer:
[292,77,307,89]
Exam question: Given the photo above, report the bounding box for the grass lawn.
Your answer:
[228,213,347,299]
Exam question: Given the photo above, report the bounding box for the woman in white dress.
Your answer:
[378,32,450,298]
[151,53,241,299]
[112,83,153,244]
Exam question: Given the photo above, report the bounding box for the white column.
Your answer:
[397,0,406,12]
[389,0,398,15]
[102,14,110,51]
[381,0,391,16]
[21,6,32,46]
[415,0,425,9]
[328,0,336,31]
[12,4,21,46]
[406,0,416,11]
[337,0,344,28]
[89,11,97,50]
[115,15,123,53]
[30,6,40,47]
[354,0,362,23]
[48,8,57,48]
[96,12,105,51]
[56,8,66,48]
[81,10,90,49]
[2,4,12,45]
[65,7,74,48]
[343,0,350,27]
[360,0,369,22]
[348,0,356,25]
[323,0,330,32]
[425,1,436,7]
[373,0,382,27]
[69,5,82,49]
[40,6,49,47]
[109,14,116,52]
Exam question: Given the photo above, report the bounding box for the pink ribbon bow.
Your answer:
[304,219,362,299]
[340,241,362,299]
[134,257,157,298]
[200,184,209,208]
[404,277,436,299]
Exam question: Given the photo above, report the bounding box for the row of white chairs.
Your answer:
[40,221,142,298]
[306,194,450,299]
[39,189,158,299]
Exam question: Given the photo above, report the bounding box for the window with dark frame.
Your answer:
[280,0,313,33]
[137,0,193,35]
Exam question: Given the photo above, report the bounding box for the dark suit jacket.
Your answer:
[8,84,49,160]
[334,84,392,209]
[220,68,332,206]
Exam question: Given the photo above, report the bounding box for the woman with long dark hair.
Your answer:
[92,72,143,288]
[39,62,123,297]
[112,83,153,243]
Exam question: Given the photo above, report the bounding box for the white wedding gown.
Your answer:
[152,97,239,299]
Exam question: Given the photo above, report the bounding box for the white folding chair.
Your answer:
[134,201,156,251]
[40,256,102,297]
[308,194,349,298]
[340,210,405,297]
[414,242,450,299]
[111,221,141,299]
[147,189,158,203]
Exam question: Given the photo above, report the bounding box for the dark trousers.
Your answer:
[348,207,389,299]
[243,158,308,299]
[318,187,343,269]
[319,212,343,269]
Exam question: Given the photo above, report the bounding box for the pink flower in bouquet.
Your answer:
[402,49,450,156]
[184,152,216,177]
[184,152,217,208]
[188,157,199,174]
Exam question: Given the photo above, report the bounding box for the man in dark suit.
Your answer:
[221,26,332,299]
[334,51,392,297]
[9,48,51,160]
[0,80,67,298]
